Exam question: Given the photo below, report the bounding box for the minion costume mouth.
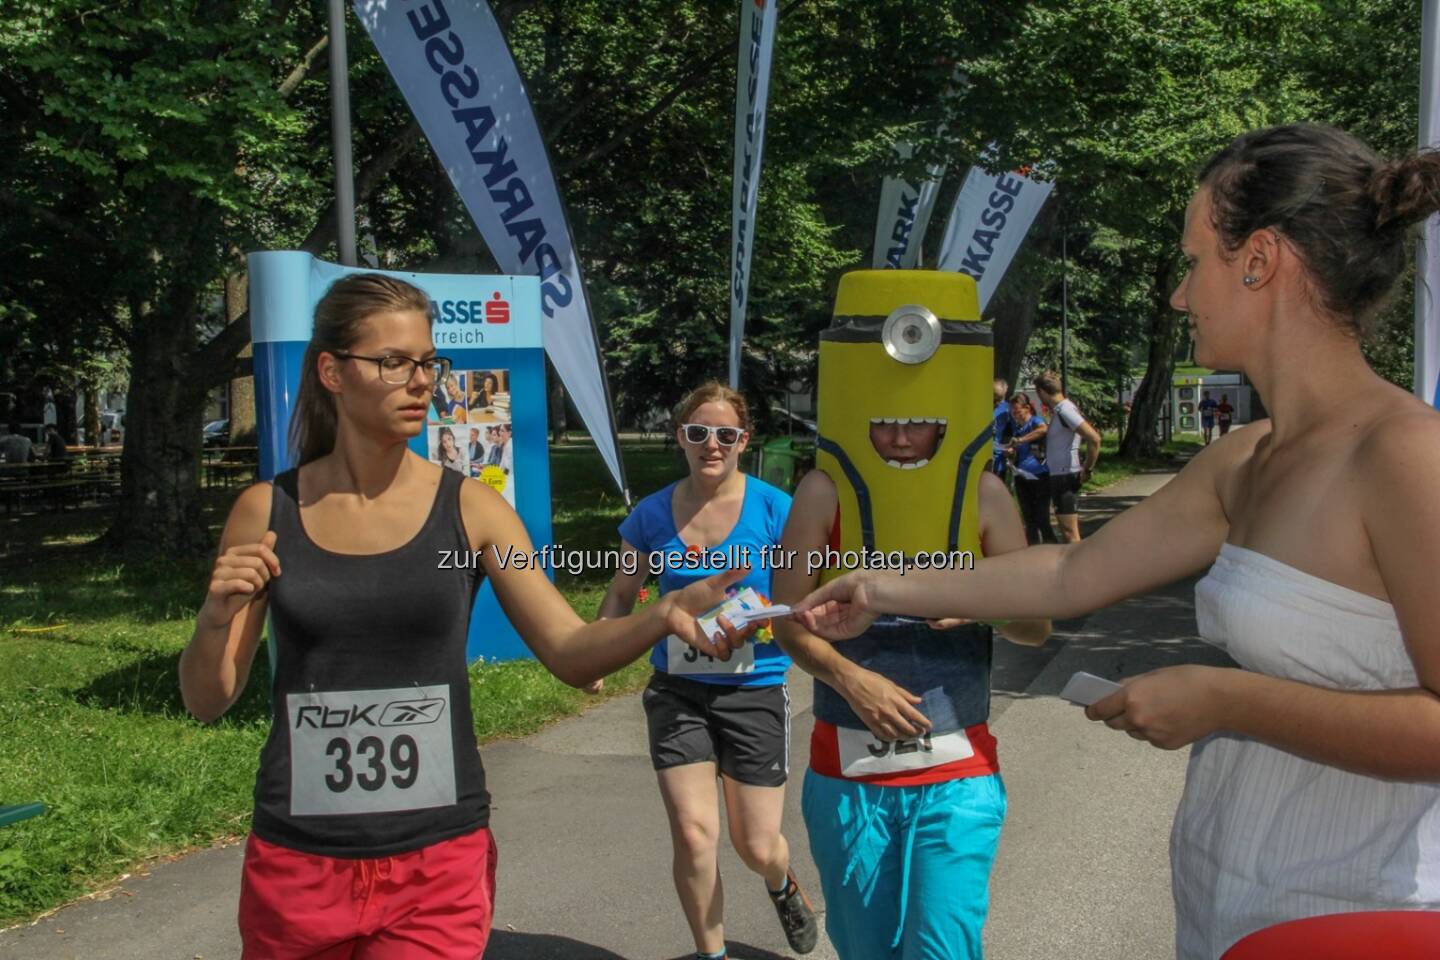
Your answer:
[867,417,948,469]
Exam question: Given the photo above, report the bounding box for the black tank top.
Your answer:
[251,467,490,857]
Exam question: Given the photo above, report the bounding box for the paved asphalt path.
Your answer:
[1,467,1231,959]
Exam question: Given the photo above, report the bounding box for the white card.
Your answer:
[695,588,769,635]
[1059,671,1122,707]
[730,603,794,628]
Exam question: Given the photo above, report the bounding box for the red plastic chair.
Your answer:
[1222,911,1440,959]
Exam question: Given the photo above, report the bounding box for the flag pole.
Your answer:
[1417,0,1440,406]
[328,0,358,267]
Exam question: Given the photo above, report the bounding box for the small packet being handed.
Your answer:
[696,587,792,644]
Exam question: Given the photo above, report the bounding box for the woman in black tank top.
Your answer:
[179,273,752,960]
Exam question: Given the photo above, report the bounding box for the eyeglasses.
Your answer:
[332,352,452,385]
[681,423,744,447]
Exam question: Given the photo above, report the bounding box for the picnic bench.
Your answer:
[0,457,121,513]
[202,446,258,487]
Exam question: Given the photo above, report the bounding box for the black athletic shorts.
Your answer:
[1050,470,1083,516]
[641,672,790,787]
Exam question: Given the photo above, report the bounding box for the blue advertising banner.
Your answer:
[249,250,552,663]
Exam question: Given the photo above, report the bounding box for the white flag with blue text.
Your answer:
[354,0,627,494]
[872,144,945,269]
[937,166,1054,311]
[729,0,780,389]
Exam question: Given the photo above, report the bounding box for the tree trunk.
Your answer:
[1119,256,1183,459]
[225,272,257,443]
[84,389,100,446]
[103,285,211,555]
[55,389,77,442]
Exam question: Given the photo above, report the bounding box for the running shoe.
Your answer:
[768,869,818,954]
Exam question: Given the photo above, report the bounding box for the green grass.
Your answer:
[0,442,684,927]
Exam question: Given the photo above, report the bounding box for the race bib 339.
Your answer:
[287,686,457,816]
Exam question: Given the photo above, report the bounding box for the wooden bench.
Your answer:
[0,464,119,512]
[204,461,256,488]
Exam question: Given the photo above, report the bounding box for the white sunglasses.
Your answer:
[681,423,745,447]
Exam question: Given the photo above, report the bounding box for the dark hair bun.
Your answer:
[1370,150,1440,233]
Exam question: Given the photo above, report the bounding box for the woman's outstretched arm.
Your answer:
[793,431,1250,640]
[462,480,750,687]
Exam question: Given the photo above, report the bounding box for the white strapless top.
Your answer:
[1172,544,1440,959]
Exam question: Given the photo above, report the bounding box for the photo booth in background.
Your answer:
[249,251,552,663]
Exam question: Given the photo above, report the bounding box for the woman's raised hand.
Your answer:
[792,571,881,641]
[199,530,281,630]
[658,566,756,660]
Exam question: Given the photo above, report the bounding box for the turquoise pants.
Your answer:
[801,769,1006,960]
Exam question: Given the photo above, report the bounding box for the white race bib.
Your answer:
[288,686,456,816]
[836,726,974,778]
[666,633,756,675]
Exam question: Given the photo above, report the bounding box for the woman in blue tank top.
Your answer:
[178,274,752,960]
[595,382,818,960]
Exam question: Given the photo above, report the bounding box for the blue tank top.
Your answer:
[618,475,792,686]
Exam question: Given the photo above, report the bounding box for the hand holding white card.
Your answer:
[1060,671,1122,707]
[730,603,794,627]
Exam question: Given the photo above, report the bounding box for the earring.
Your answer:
[1242,276,1258,286]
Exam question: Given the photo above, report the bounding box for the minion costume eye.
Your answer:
[881,305,941,365]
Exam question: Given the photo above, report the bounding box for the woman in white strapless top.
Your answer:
[792,122,1440,958]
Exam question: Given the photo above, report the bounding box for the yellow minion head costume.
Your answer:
[815,269,993,579]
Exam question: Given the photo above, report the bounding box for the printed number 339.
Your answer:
[325,735,419,792]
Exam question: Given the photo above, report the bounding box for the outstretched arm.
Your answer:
[462,481,749,687]
[795,430,1252,638]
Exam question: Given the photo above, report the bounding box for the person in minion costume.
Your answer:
[771,270,1050,959]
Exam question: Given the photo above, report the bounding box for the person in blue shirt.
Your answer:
[597,381,818,960]
[1004,393,1057,544]
[1198,390,1219,444]
[991,378,1012,480]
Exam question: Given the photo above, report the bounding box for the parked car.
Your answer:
[203,419,230,448]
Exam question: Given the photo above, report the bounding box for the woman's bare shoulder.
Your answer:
[1355,399,1440,473]
[457,470,514,550]
[792,468,837,511]
[221,481,275,547]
